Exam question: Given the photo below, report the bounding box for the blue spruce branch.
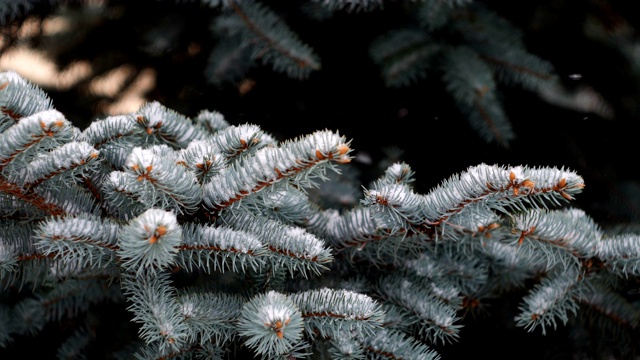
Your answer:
[1,70,640,359]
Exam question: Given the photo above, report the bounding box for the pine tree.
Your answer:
[1,69,639,359]
[2,1,640,359]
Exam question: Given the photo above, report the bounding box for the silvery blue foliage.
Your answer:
[1,70,639,359]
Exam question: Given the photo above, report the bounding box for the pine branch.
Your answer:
[289,287,385,339]
[176,289,244,346]
[361,328,441,360]
[175,222,267,274]
[312,0,384,13]
[514,266,582,335]
[0,109,74,171]
[213,1,321,80]
[202,129,352,214]
[362,163,585,237]
[121,271,190,356]
[509,208,601,271]
[237,290,305,358]
[117,209,183,276]
[34,214,120,271]
[368,1,557,147]
[104,146,202,219]
[375,273,462,345]
[0,71,54,124]
[221,212,334,278]
[596,232,640,277]
[369,28,438,87]
[442,46,513,146]
[1,69,638,358]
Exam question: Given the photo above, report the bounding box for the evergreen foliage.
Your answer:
[205,0,556,146]
[1,68,639,359]
[2,0,640,359]
[0,0,559,147]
